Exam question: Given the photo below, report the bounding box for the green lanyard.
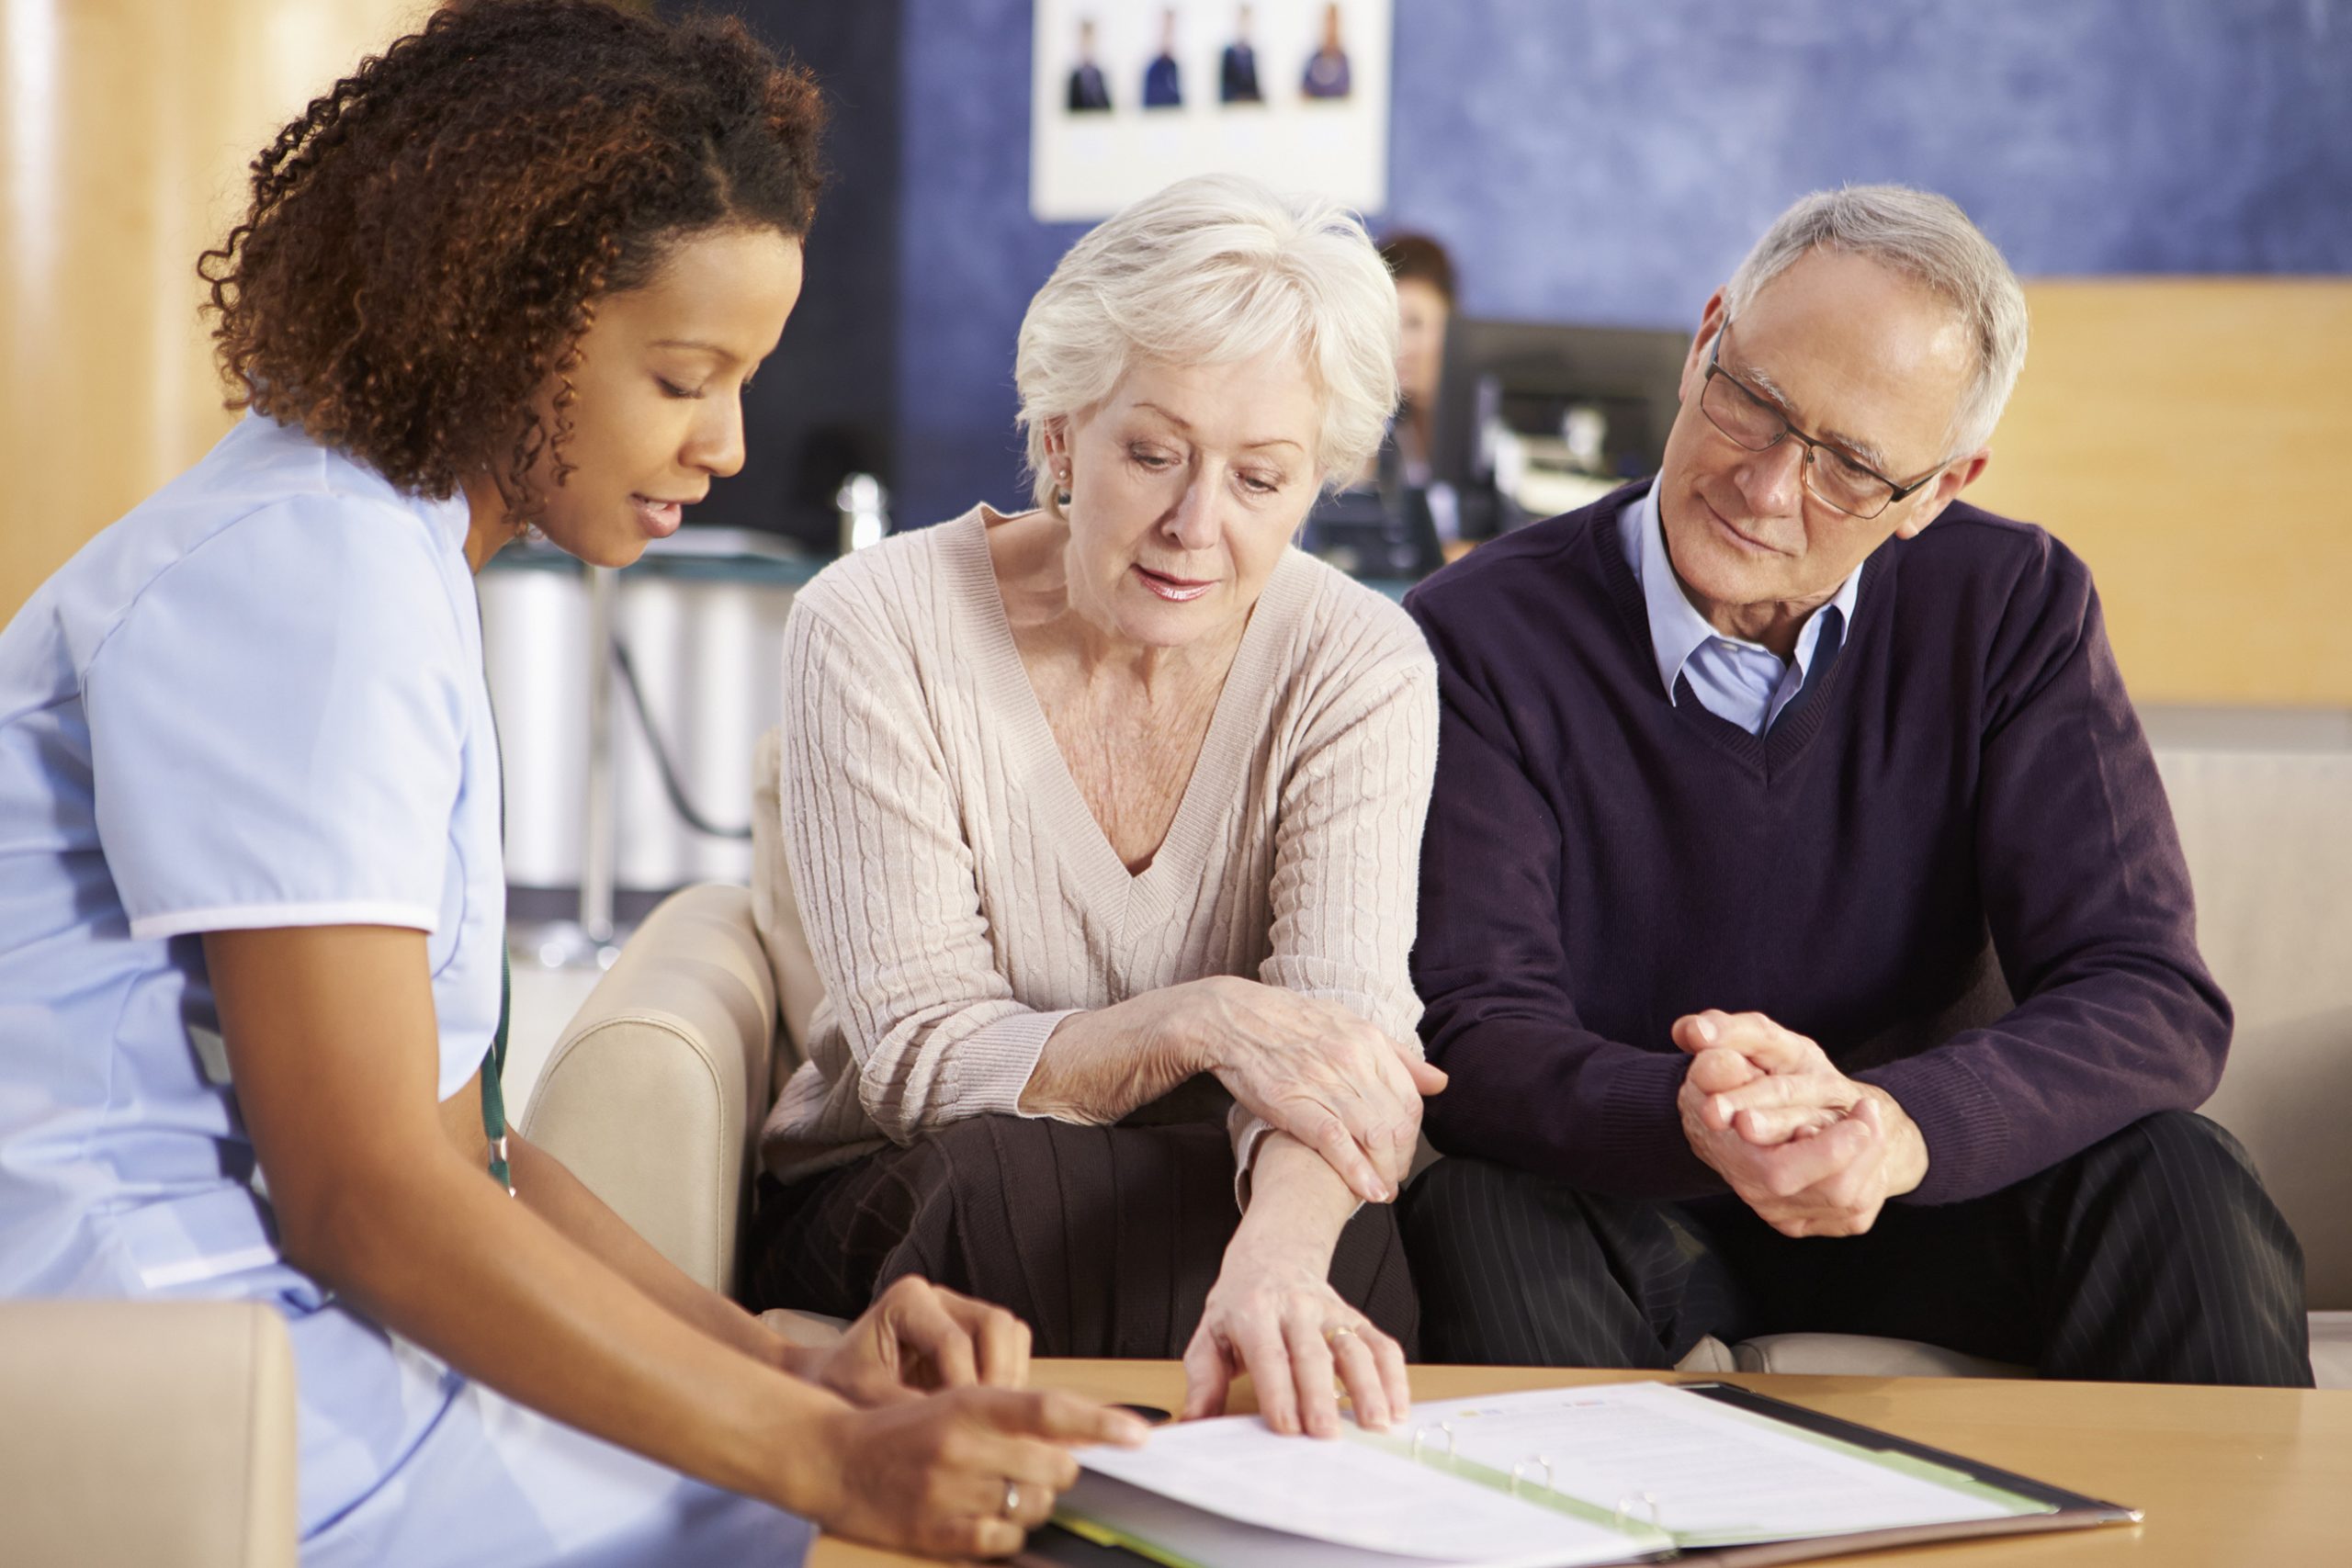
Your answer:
[481,947,513,1194]
[480,629,514,1196]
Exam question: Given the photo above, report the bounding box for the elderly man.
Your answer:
[1398,186,2312,1387]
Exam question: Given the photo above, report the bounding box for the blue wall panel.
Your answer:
[894,0,2352,530]
[662,0,906,549]
[896,0,1091,532]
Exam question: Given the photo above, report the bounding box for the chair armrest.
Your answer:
[1730,1333,2031,1379]
[520,883,778,1298]
[0,1300,298,1568]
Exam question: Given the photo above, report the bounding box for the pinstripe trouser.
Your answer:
[1398,1111,2312,1388]
[750,1115,1420,1359]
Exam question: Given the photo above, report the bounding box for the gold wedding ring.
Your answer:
[1323,1324,1360,1346]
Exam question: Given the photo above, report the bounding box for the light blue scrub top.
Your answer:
[0,411,503,1303]
[0,416,814,1564]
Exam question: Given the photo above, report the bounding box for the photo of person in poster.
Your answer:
[1221,4,1264,103]
[1302,1,1351,99]
[1144,8,1182,107]
[1069,16,1113,111]
[1031,0,1392,222]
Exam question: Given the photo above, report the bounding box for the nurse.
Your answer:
[0,3,1140,1563]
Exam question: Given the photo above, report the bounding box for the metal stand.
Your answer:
[521,562,623,971]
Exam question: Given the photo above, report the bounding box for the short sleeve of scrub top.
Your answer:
[84,496,470,944]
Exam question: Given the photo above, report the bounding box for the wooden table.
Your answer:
[811,1362,2352,1565]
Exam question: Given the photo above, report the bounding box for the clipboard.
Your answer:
[1640,1382,2138,1564]
[1019,1380,2138,1568]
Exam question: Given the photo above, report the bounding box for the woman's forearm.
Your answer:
[1020,977,1430,1210]
[1227,1131,1361,1266]
[310,1141,850,1517]
[1016,987,1200,1122]
[206,927,850,1516]
[1188,1131,1410,1433]
[506,1133,816,1377]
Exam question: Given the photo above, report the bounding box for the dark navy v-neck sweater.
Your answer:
[1404,486,2229,1206]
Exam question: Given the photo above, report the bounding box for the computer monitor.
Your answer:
[1297,480,1446,581]
[1429,318,1693,525]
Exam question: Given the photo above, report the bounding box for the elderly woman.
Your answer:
[750,174,1444,1435]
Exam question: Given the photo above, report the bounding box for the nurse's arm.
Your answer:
[432,1078,788,1369]
[492,1122,1037,1393]
[201,923,1030,1530]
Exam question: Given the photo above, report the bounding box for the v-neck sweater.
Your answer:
[1404,485,2230,1206]
[760,508,1440,1185]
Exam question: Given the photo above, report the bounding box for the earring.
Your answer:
[1054,467,1072,509]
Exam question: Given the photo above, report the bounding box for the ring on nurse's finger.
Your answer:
[1001,1479,1022,1518]
[1323,1324,1360,1346]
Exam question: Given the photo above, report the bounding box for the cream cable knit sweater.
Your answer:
[756,507,1439,1193]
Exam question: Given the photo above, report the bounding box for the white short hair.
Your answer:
[1014,174,1400,512]
[1723,185,2029,458]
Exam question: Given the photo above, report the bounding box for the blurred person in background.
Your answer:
[1299,232,1462,575]
[1382,233,1455,490]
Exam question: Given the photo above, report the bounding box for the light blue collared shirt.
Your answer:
[1618,480,1860,736]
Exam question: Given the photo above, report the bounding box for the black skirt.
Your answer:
[748,1114,1419,1359]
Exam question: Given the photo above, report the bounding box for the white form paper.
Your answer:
[1077,1416,1645,1566]
[1061,1473,1506,1568]
[1415,1382,2043,1546]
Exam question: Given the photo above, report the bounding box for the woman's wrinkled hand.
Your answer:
[1161,976,1444,1204]
[1180,1246,1411,1438]
[807,1385,1148,1559]
[798,1277,1035,1407]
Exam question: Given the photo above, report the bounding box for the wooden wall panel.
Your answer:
[1,0,424,620]
[1968,279,2352,708]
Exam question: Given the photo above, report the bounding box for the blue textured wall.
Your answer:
[896,0,1086,533]
[894,0,2352,530]
[660,1,907,550]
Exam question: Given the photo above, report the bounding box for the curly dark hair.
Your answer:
[199,0,825,509]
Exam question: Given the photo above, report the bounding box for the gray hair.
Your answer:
[1014,174,1400,513]
[1722,185,2029,458]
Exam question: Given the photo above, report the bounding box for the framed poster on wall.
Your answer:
[1031,0,1392,220]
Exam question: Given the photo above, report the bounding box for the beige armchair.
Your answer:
[520,725,828,1305]
[520,882,797,1300]
[0,1300,298,1568]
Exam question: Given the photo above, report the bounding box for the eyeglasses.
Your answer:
[1698,324,1946,520]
